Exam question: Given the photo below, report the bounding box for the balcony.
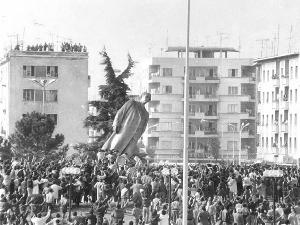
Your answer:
[272,100,279,109]
[188,112,218,120]
[240,109,255,119]
[189,94,219,102]
[281,76,289,86]
[189,76,220,84]
[272,75,280,86]
[280,100,289,109]
[272,124,279,133]
[257,125,263,133]
[241,130,255,138]
[281,123,288,133]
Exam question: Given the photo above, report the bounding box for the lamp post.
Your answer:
[228,123,236,164]
[239,122,249,165]
[61,167,81,221]
[29,78,57,114]
[162,166,178,225]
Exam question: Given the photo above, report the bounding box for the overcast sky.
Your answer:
[1,0,300,96]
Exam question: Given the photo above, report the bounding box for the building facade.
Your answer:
[0,50,89,146]
[146,46,256,162]
[256,53,300,163]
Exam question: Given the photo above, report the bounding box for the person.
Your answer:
[31,207,51,225]
[101,92,151,160]
[132,203,143,225]
[111,203,124,225]
[197,205,210,225]
[86,209,97,225]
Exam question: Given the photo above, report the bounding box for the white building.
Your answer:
[256,53,300,163]
[146,46,256,163]
[0,50,89,146]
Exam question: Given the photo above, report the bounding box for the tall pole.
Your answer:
[232,127,235,164]
[169,168,172,225]
[183,0,190,223]
[42,85,45,114]
[239,129,242,165]
[68,177,72,221]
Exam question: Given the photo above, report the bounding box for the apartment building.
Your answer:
[146,46,256,162]
[256,53,300,163]
[0,50,89,146]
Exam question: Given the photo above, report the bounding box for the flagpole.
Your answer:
[183,0,190,224]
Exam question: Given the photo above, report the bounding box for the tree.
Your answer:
[84,49,134,144]
[9,111,64,157]
[208,138,220,160]
[73,142,100,161]
[0,137,13,160]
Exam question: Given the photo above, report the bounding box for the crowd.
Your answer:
[12,42,87,53]
[60,42,87,52]
[26,43,55,52]
[0,153,300,225]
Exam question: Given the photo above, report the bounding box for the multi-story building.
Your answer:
[256,53,299,163]
[146,46,256,162]
[0,50,89,146]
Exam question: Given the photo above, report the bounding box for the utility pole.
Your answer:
[288,25,293,53]
[256,39,269,58]
[277,24,280,55]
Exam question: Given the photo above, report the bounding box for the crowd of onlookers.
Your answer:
[1,154,300,225]
[11,42,87,53]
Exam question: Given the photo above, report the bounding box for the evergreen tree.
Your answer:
[84,49,134,144]
[208,137,220,160]
[9,111,64,157]
[0,137,12,160]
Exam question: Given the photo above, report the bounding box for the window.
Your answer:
[290,90,293,102]
[262,115,264,125]
[266,92,269,103]
[266,115,269,125]
[160,122,172,131]
[46,90,58,102]
[281,68,283,76]
[266,137,268,148]
[162,104,172,112]
[23,89,34,101]
[35,66,47,77]
[228,104,238,113]
[228,123,238,132]
[263,92,265,103]
[262,137,265,147]
[295,89,298,103]
[296,66,298,79]
[35,90,43,101]
[46,66,58,77]
[23,66,34,77]
[228,86,238,95]
[164,86,172,94]
[290,114,292,127]
[295,138,297,149]
[228,69,238,77]
[47,114,58,125]
[162,68,172,77]
[23,66,58,78]
[263,70,265,81]
[227,141,237,150]
[291,66,293,79]
[267,70,269,81]
[295,114,297,126]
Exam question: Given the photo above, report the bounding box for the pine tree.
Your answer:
[84,49,134,144]
[9,111,64,157]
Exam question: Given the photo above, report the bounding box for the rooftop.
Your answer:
[254,53,299,63]
[165,46,239,53]
[1,50,88,65]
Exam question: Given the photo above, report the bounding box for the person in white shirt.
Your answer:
[50,183,62,204]
[45,189,55,209]
[31,208,51,225]
[33,178,41,194]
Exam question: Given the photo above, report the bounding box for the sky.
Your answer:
[1,0,300,96]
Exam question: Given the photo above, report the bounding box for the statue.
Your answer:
[101,92,151,163]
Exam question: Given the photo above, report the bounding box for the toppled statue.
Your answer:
[101,92,151,164]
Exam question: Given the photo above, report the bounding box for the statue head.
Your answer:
[140,92,151,104]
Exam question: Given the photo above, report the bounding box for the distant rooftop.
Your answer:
[254,53,299,63]
[165,46,239,53]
